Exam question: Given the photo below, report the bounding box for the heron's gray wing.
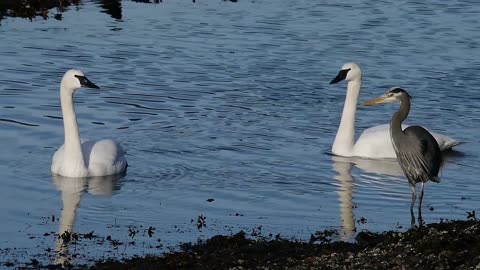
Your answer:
[395,132,430,184]
[403,126,442,182]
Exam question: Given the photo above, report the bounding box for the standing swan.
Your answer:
[329,62,461,159]
[51,70,127,178]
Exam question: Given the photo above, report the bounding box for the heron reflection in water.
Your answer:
[52,173,124,266]
[365,87,444,225]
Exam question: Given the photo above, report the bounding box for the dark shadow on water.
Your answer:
[0,0,125,22]
[0,0,239,23]
[95,0,122,20]
[0,0,80,21]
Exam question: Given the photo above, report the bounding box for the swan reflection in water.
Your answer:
[52,173,125,266]
[332,155,406,240]
[332,152,460,231]
[331,155,356,241]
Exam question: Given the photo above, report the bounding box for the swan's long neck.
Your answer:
[332,79,361,156]
[60,84,87,175]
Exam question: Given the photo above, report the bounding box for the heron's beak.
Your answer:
[330,69,350,84]
[364,95,396,106]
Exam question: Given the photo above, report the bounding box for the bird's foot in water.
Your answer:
[410,208,425,228]
[417,208,425,227]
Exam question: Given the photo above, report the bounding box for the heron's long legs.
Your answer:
[416,182,426,226]
[410,208,415,227]
[410,185,416,211]
[410,185,417,227]
[419,182,425,210]
[418,207,424,226]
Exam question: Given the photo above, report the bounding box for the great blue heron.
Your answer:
[364,87,442,221]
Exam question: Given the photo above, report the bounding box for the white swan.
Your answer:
[51,70,127,177]
[329,63,461,159]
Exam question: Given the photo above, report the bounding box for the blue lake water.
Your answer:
[0,0,479,266]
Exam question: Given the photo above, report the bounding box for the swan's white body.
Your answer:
[330,63,461,159]
[51,70,127,177]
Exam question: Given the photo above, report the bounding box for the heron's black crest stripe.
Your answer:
[330,68,351,84]
[389,87,412,99]
[390,87,406,94]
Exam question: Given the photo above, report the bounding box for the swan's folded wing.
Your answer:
[86,139,127,176]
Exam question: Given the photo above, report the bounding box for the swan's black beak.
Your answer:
[75,75,100,89]
[330,69,350,84]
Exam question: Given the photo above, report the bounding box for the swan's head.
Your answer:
[364,87,411,106]
[61,69,99,91]
[330,62,362,84]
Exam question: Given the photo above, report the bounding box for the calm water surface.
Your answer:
[0,0,479,265]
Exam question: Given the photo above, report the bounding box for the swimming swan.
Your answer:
[51,70,127,177]
[329,62,461,159]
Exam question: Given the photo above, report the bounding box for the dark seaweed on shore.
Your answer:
[87,219,480,270]
[0,0,80,21]
[6,219,476,269]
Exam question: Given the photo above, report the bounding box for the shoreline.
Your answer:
[91,219,480,270]
[6,218,479,269]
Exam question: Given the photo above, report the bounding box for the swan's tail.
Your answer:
[431,176,441,183]
[442,140,464,151]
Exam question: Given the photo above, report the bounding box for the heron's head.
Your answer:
[330,62,362,84]
[364,87,411,106]
[61,69,99,92]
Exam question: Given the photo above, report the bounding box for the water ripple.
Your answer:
[0,0,478,263]
[0,118,39,127]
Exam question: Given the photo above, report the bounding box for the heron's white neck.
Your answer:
[60,84,87,176]
[332,79,361,156]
